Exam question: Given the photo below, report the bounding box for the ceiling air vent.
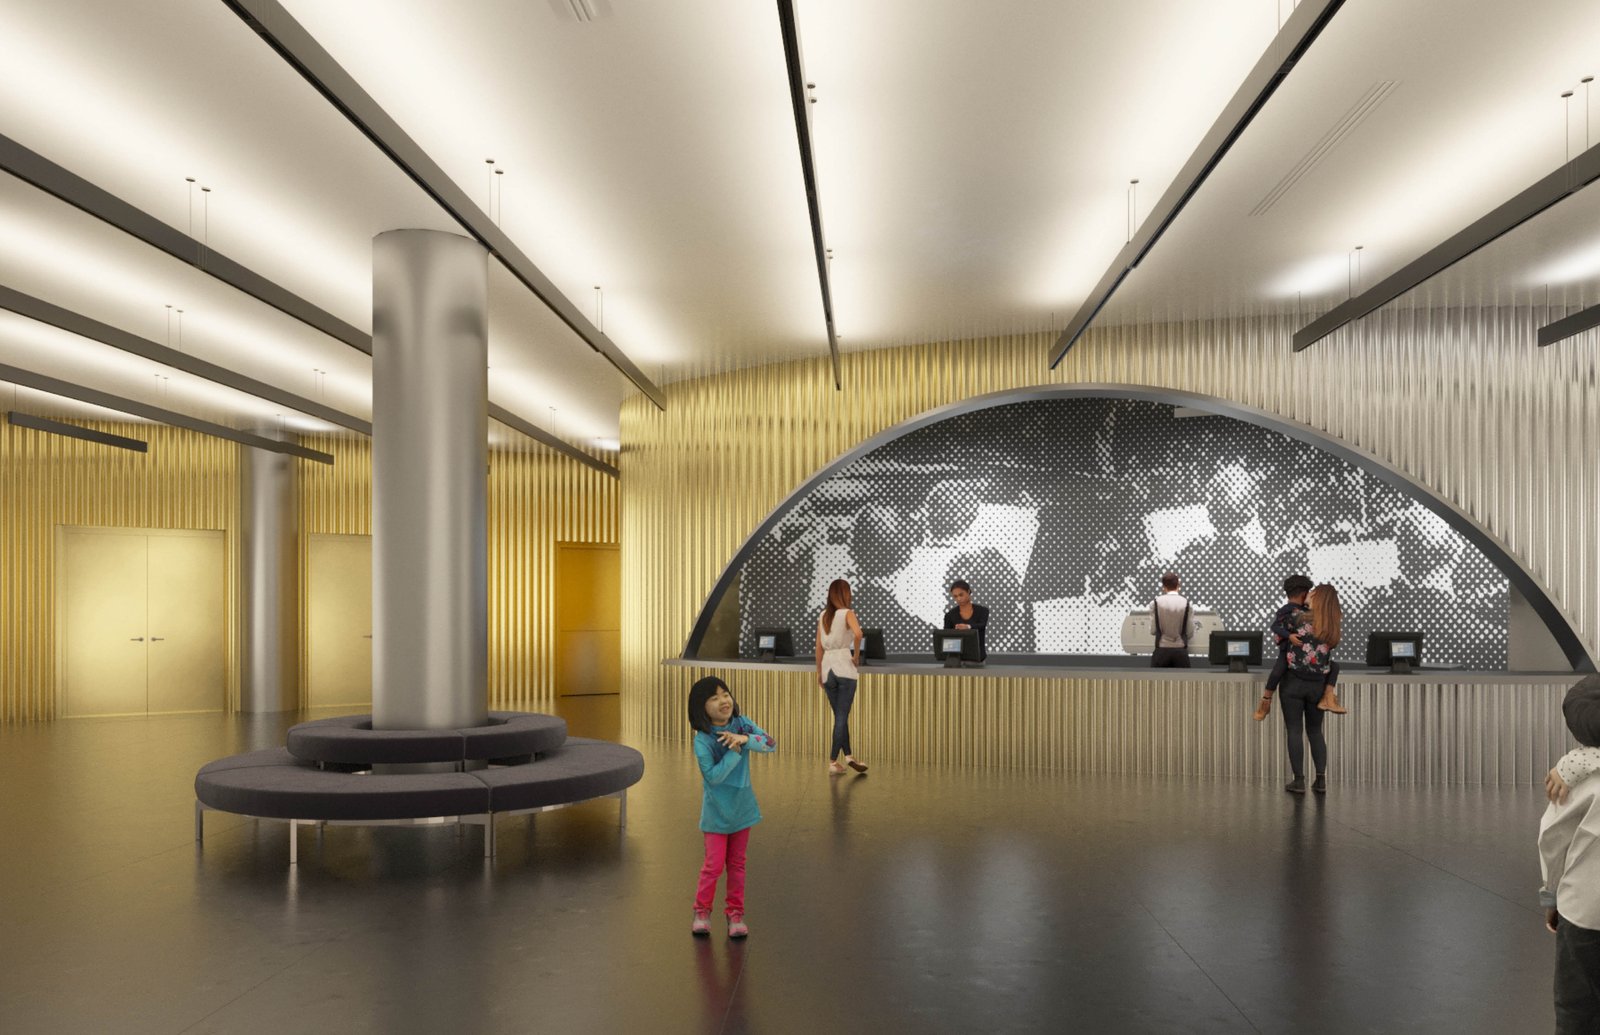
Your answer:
[1250,80,1398,217]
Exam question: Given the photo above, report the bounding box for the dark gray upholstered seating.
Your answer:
[285,711,567,766]
[471,738,646,812]
[195,748,488,820]
[194,713,644,864]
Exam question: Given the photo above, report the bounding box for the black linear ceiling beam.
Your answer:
[775,0,841,390]
[0,283,368,434]
[0,363,333,463]
[222,0,667,411]
[5,411,148,452]
[1540,301,1600,348]
[0,131,368,352]
[1295,140,1600,351]
[487,403,617,479]
[1050,0,1347,367]
[0,133,617,470]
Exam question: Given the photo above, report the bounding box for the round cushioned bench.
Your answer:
[194,717,644,865]
[285,712,568,767]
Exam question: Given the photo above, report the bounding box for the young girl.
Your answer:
[688,675,775,938]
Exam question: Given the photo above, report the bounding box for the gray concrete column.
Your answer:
[371,229,489,730]
[239,439,299,713]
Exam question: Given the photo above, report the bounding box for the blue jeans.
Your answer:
[822,673,857,761]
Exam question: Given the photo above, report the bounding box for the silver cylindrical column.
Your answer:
[239,439,299,713]
[371,229,489,730]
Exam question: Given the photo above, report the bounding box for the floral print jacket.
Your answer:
[1284,611,1334,676]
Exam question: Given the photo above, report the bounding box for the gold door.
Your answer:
[307,534,373,708]
[555,543,621,697]
[61,529,148,717]
[145,531,225,713]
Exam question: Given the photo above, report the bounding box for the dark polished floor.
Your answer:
[0,698,1561,1034]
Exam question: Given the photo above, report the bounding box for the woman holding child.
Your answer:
[1275,583,1343,795]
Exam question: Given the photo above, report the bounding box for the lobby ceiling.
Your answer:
[1,0,1597,447]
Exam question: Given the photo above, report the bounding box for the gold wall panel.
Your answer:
[0,419,239,723]
[298,435,619,712]
[3,421,615,723]
[621,311,1599,781]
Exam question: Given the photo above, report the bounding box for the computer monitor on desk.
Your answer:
[1368,632,1424,674]
[861,628,886,663]
[753,628,794,662]
[933,629,983,668]
[1209,631,1263,673]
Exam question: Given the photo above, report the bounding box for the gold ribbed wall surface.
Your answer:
[660,668,1568,783]
[0,418,239,722]
[621,310,1600,782]
[298,435,619,711]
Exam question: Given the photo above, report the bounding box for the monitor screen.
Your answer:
[758,634,776,650]
[941,637,965,654]
[1391,640,1417,659]
[1226,640,1251,657]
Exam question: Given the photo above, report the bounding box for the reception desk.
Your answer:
[658,656,1581,786]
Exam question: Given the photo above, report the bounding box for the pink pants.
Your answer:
[695,828,751,915]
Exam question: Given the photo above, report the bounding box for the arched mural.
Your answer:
[685,385,1592,672]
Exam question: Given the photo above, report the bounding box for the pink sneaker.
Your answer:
[727,914,749,939]
[691,910,711,936]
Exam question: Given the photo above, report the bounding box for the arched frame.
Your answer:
[683,383,1595,671]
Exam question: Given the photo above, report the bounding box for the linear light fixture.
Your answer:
[221,0,668,411]
[488,403,617,478]
[0,132,617,464]
[1049,0,1347,367]
[0,131,368,352]
[5,410,148,452]
[0,362,333,463]
[0,283,368,434]
[1295,139,1600,351]
[775,0,841,390]
[1538,300,1600,348]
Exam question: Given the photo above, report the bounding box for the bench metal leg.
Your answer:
[290,820,299,866]
[194,800,204,844]
[484,816,496,859]
[618,788,627,830]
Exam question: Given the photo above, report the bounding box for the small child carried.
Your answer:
[1255,574,1347,721]
[687,675,775,939]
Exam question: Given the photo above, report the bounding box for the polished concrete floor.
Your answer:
[0,699,1563,1034]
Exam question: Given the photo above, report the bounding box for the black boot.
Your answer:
[1285,776,1306,794]
[1312,774,1327,794]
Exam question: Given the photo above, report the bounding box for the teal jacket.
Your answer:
[694,717,776,834]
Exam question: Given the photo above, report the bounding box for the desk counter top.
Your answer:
[662,656,1580,686]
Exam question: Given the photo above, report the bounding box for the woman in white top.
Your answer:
[815,578,868,775]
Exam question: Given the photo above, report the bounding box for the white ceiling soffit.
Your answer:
[794,0,1277,350]
[0,0,630,438]
[1102,0,1600,323]
[279,0,824,382]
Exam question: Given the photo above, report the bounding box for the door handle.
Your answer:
[129,637,145,642]
[150,637,166,642]
[362,634,373,639]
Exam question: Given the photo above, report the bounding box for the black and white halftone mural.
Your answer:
[737,398,1508,668]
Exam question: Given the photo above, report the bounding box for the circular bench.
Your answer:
[194,728,645,865]
[285,711,568,767]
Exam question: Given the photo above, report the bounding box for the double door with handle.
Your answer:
[60,527,225,716]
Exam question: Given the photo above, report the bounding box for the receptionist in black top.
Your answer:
[943,580,990,660]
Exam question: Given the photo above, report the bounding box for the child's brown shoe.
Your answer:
[1317,689,1348,714]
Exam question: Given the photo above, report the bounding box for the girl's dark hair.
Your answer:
[822,579,852,635]
[687,675,739,734]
